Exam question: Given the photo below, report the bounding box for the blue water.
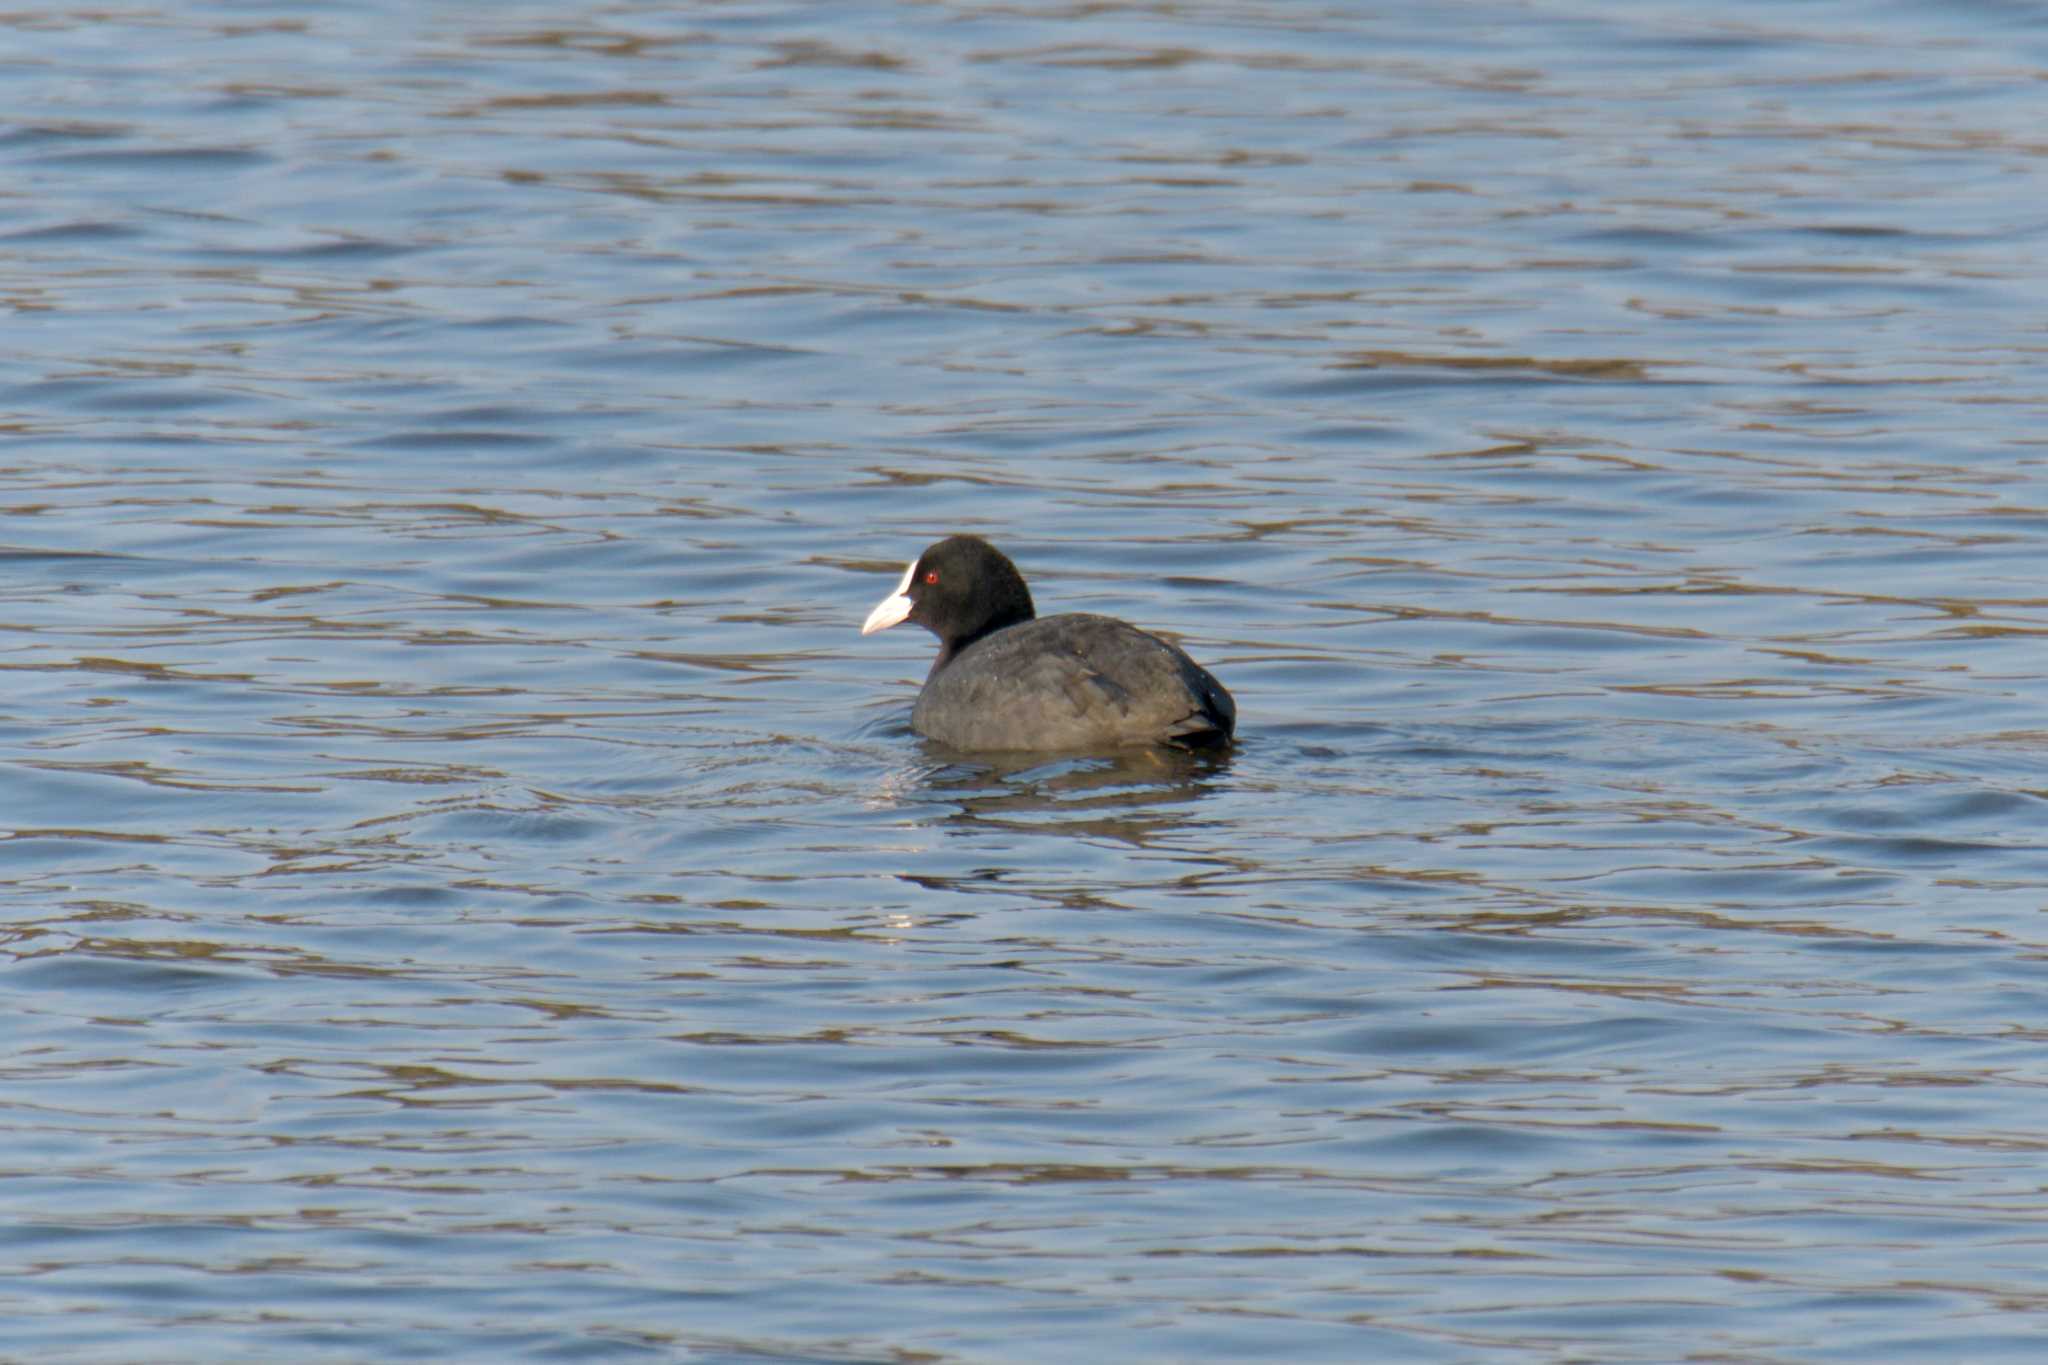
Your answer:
[3,1,2048,1359]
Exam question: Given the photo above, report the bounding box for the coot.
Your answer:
[860,535,1236,752]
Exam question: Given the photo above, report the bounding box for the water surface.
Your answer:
[4,1,2048,1360]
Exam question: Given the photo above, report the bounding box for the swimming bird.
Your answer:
[860,535,1235,752]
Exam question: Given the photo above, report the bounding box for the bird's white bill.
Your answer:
[860,559,918,635]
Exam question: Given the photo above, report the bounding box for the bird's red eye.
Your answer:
[923,570,939,585]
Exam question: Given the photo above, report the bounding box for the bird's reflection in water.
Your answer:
[886,743,1237,848]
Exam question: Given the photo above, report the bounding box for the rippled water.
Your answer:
[6,1,2048,1359]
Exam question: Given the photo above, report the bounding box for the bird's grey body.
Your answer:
[911,612,1235,751]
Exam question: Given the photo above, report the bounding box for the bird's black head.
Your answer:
[860,535,1037,665]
